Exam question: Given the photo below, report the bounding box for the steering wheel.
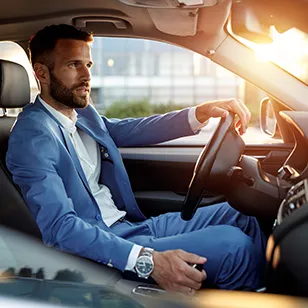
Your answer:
[181,113,236,221]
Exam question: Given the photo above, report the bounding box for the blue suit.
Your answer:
[7,97,266,289]
[6,97,196,270]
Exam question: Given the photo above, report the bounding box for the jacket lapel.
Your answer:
[75,115,107,146]
[60,126,91,192]
[33,98,91,192]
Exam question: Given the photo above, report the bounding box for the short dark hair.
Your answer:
[28,24,93,68]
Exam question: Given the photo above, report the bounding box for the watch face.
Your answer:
[136,256,153,275]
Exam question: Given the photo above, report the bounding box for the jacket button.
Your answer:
[104,153,109,158]
[95,214,101,221]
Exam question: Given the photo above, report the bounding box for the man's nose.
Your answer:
[81,66,91,81]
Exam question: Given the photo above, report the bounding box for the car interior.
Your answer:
[1,0,308,306]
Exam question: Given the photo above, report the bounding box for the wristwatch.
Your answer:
[135,247,154,279]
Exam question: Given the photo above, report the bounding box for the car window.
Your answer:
[91,37,280,145]
[0,40,280,145]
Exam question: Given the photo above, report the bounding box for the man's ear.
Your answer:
[33,63,50,85]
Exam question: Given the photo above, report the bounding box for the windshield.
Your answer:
[240,27,308,85]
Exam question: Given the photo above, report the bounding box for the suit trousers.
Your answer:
[111,202,267,290]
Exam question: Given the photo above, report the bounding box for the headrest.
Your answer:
[0,60,31,109]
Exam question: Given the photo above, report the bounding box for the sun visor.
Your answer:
[147,8,199,36]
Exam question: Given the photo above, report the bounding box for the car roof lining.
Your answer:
[0,0,231,58]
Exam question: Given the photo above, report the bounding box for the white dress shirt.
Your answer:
[39,96,206,271]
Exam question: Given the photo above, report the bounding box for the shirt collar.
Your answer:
[38,95,78,134]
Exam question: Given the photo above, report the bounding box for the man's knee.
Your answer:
[204,224,252,247]
[200,225,258,266]
[203,226,264,290]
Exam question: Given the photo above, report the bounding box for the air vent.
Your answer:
[118,0,218,8]
[277,179,308,224]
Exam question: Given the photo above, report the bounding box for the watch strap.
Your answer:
[142,247,154,258]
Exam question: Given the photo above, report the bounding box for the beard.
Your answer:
[49,71,90,109]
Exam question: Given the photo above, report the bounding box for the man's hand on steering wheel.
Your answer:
[181,98,249,221]
[195,98,251,135]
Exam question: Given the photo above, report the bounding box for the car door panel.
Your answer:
[120,143,293,216]
[134,191,226,217]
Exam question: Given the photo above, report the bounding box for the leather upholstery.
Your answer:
[0,59,31,108]
[0,60,41,239]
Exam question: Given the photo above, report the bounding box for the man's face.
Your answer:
[48,39,93,109]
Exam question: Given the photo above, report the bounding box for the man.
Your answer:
[6,24,266,294]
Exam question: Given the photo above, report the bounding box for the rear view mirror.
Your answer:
[260,98,279,137]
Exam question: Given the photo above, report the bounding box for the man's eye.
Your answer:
[69,63,77,67]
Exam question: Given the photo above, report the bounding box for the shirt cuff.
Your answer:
[188,106,209,132]
[125,244,143,272]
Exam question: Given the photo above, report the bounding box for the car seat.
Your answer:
[0,59,41,239]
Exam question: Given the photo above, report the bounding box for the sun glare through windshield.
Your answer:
[242,27,308,85]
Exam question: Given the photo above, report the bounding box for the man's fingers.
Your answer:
[233,99,251,131]
[227,99,249,132]
[239,100,251,122]
[175,273,203,290]
[152,250,207,295]
[237,99,251,131]
[235,120,245,135]
[210,106,229,118]
[177,250,206,265]
[185,264,207,282]
[176,250,207,281]
[209,99,250,133]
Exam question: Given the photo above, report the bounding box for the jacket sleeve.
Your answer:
[101,108,198,147]
[6,119,134,271]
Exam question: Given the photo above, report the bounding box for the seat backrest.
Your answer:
[0,60,41,239]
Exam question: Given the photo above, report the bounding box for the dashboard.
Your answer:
[224,110,308,220]
[279,111,308,179]
[274,111,308,222]
[265,111,308,296]
[274,111,308,224]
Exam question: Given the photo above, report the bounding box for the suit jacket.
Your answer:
[6,97,195,271]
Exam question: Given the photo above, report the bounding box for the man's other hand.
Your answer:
[151,249,207,295]
[195,98,251,135]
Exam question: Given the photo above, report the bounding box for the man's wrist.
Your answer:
[188,106,209,132]
[138,247,145,257]
[195,105,210,124]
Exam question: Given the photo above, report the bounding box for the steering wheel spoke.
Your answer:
[181,113,244,220]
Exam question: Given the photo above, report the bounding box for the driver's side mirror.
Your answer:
[260,98,280,138]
